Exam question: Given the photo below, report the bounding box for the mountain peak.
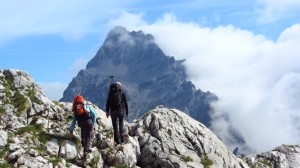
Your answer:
[61,27,215,126]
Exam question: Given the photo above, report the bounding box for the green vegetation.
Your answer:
[254,159,272,168]
[0,144,9,158]
[181,155,193,162]
[33,146,46,155]
[114,164,129,168]
[16,124,51,145]
[53,100,64,108]
[108,147,114,155]
[39,131,51,144]
[0,105,5,115]
[167,129,172,136]
[53,100,59,105]
[142,125,149,133]
[16,124,43,135]
[0,162,12,168]
[27,88,42,105]
[66,162,71,168]
[1,78,13,103]
[201,155,214,168]
[12,92,28,116]
[117,144,124,152]
[106,129,114,139]
[16,71,22,76]
[91,155,100,168]
[66,114,73,122]
[48,157,62,167]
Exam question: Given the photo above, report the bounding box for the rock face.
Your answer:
[244,145,300,168]
[60,26,216,127]
[0,69,104,167]
[1,69,300,168]
[130,106,248,168]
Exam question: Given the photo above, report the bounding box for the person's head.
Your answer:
[74,95,84,104]
[116,82,122,89]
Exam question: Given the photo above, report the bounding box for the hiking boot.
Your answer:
[82,158,87,168]
[82,152,88,167]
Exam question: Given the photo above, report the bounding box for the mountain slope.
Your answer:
[1,69,300,168]
[0,69,245,167]
[60,26,216,127]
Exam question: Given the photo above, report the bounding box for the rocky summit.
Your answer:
[60,26,216,127]
[1,70,300,168]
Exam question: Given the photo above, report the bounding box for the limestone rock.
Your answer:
[244,144,300,168]
[131,107,248,168]
[0,130,7,147]
[60,140,77,160]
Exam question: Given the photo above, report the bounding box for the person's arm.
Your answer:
[105,96,110,117]
[123,93,128,116]
[87,105,96,125]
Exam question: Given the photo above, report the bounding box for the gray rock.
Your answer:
[244,144,300,168]
[18,154,52,168]
[133,107,248,168]
[0,130,8,147]
[60,140,77,160]
[7,148,26,163]
[46,139,60,156]
[29,148,39,157]
[9,143,21,152]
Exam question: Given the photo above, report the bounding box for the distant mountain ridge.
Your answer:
[60,26,216,126]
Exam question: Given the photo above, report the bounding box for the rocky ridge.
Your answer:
[1,69,299,168]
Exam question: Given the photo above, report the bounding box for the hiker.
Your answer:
[69,95,96,163]
[106,82,128,145]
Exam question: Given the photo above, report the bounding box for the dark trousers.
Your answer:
[79,119,93,152]
[111,110,124,144]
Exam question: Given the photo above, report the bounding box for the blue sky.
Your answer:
[1,0,300,153]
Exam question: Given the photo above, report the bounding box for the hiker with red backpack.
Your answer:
[106,82,128,145]
[69,95,96,165]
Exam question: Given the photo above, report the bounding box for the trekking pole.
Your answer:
[109,75,114,85]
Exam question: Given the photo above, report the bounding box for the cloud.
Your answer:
[111,12,300,153]
[108,12,147,29]
[257,0,300,23]
[39,82,67,101]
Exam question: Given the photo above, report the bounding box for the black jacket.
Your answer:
[106,91,128,115]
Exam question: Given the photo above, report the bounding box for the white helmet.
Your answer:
[116,82,121,86]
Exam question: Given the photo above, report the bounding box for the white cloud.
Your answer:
[108,12,147,29]
[112,13,300,153]
[39,82,67,101]
[257,0,300,23]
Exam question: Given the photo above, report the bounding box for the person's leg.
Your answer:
[111,112,120,144]
[117,110,125,143]
[80,126,85,148]
[83,123,93,153]
[119,116,124,143]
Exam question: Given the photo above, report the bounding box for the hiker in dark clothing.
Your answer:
[106,82,128,145]
[69,95,96,166]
